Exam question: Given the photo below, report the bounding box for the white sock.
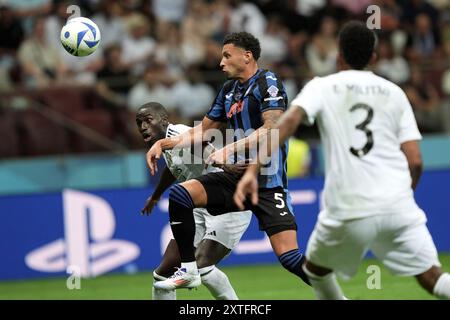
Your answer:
[152,271,176,300]
[433,272,450,299]
[181,261,199,274]
[199,266,238,300]
[302,265,346,300]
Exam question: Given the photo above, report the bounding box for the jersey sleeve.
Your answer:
[205,84,227,122]
[255,71,288,113]
[290,77,323,125]
[396,90,422,143]
[166,124,191,137]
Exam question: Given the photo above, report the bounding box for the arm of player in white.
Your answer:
[141,166,176,215]
[147,117,223,175]
[400,140,423,190]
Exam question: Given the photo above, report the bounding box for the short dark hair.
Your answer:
[223,32,261,61]
[338,21,376,70]
[137,102,168,119]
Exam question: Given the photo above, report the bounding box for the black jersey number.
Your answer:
[349,103,374,157]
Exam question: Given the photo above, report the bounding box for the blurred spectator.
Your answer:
[374,0,401,32]
[305,16,338,76]
[196,40,224,90]
[92,0,127,47]
[406,13,441,61]
[0,4,24,53]
[375,38,410,85]
[277,64,299,104]
[154,22,184,76]
[295,0,326,17]
[404,67,445,133]
[96,43,131,107]
[0,4,24,90]
[259,15,289,66]
[427,0,450,10]
[398,0,439,29]
[331,0,371,17]
[127,63,176,113]
[121,13,156,75]
[44,0,70,51]
[281,0,314,33]
[152,0,186,23]
[228,0,267,37]
[182,0,216,39]
[172,66,215,121]
[17,16,67,88]
[4,0,51,34]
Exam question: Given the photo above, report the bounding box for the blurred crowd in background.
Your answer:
[1,0,450,177]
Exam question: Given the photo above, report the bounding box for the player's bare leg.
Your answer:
[269,230,310,285]
[152,240,180,299]
[416,265,450,299]
[196,239,238,299]
[302,259,346,300]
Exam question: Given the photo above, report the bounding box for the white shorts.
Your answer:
[193,208,252,250]
[306,209,441,280]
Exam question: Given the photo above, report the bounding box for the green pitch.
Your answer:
[1,254,449,300]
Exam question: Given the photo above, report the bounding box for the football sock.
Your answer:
[152,271,176,300]
[302,265,346,300]
[433,272,450,299]
[168,184,197,266]
[278,249,311,286]
[181,261,198,274]
[199,265,238,300]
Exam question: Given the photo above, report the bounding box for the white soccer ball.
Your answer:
[60,17,101,57]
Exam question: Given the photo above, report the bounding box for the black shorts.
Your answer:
[194,171,297,236]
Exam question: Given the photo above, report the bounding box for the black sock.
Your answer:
[168,184,196,262]
[279,249,311,286]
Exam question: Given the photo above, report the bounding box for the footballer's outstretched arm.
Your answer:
[207,109,283,164]
[233,105,306,209]
[146,117,223,175]
[141,166,176,215]
[400,140,423,190]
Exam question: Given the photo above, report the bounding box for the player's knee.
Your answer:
[168,184,194,209]
[195,251,214,269]
[278,249,311,286]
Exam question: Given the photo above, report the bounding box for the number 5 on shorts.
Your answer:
[274,193,285,208]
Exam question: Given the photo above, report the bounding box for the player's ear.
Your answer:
[244,51,252,64]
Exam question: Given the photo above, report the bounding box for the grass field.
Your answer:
[1,254,449,300]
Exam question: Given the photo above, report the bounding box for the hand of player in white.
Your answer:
[234,168,259,210]
[147,141,162,176]
[141,194,159,215]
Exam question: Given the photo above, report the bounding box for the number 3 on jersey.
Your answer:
[349,103,374,157]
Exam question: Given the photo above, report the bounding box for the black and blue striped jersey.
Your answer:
[206,69,289,189]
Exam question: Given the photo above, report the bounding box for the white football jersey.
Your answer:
[291,70,422,220]
[163,124,220,182]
